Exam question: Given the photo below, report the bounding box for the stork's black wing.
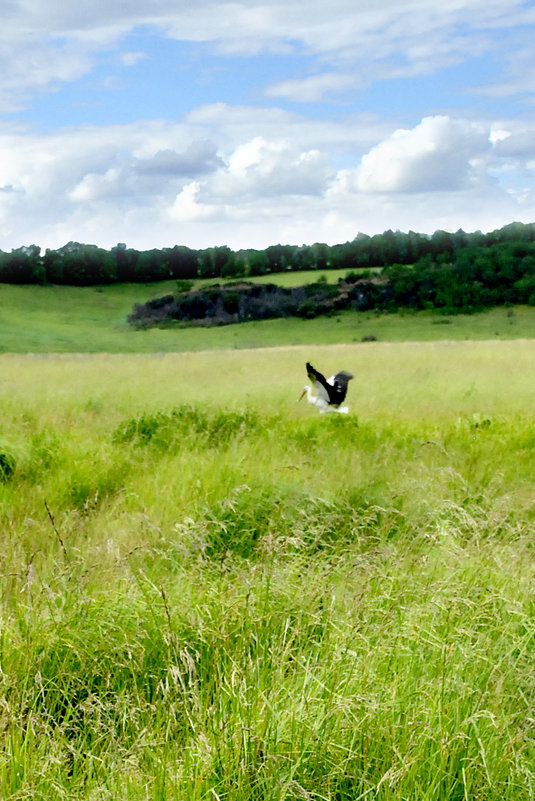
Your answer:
[331,371,354,405]
[305,362,331,403]
[306,362,353,406]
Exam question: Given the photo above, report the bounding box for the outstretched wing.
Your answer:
[331,371,354,404]
[306,362,331,403]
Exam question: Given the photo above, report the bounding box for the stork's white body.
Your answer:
[301,375,349,414]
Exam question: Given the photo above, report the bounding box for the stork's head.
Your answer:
[299,385,310,401]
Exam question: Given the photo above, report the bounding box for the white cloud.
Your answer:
[120,51,148,67]
[169,181,219,222]
[208,136,333,199]
[1,0,533,111]
[0,2,534,251]
[492,130,535,159]
[489,128,512,145]
[264,73,359,103]
[472,44,535,98]
[134,143,224,177]
[0,108,533,253]
[69,167,123,202]
[356,116,490,193]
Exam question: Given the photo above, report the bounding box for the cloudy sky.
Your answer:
[1,0,534,252]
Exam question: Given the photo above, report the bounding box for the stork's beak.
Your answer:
[299,388,306,401]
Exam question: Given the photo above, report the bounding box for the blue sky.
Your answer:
[0,1,534,251]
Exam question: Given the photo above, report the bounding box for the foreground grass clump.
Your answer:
[113,403,262,450]
[1,343,535,799]
[4,538,535,800]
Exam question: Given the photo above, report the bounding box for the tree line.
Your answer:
[383,239,535,312]
[2,222,535,313]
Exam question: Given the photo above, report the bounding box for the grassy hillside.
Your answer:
[1,343,535,798]
[3,278,535,352]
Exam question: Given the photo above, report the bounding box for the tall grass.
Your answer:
[1,342,535,799]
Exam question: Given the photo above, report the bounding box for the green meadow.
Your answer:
[3,279,535,352]
[1,337,535,799]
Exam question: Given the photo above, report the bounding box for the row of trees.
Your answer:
[130,236,535,327]
[1,221,535,286]
[383,239,535,312]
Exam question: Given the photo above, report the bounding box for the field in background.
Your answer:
[3,278,535,352]
[230,267,359,286]
[1,342,535,799]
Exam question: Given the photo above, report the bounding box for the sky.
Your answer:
[0,0,534,253]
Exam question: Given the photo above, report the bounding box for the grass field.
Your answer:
[2,279,535,353]
[1,341,535,799]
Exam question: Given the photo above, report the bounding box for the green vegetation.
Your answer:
[130,234,535,326]
[4,223,535,334]
[2,222,535,291]
[1,343,535,799]
[236,268,355,286]
[4,277,535,353]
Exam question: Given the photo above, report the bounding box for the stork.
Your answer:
[299,362,354,414]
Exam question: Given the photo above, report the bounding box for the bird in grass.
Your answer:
[299,362,354,414]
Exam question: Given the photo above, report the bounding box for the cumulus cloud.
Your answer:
[134,142,224,179]
[169,181,220,222]
[0,0,534,251]
[0,106,533,253]
[356,116,490,193]
[492,130,535,159]
[68,142,224,204]
[209,136,334,199]
[0,111,339,248]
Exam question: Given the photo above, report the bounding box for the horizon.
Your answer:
[4,219,535,256]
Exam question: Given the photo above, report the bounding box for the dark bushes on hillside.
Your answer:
[3,223,535,321]
[128,236,535,326]
[127,278,386,328]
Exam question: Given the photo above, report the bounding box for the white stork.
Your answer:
[299,362,354,414]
